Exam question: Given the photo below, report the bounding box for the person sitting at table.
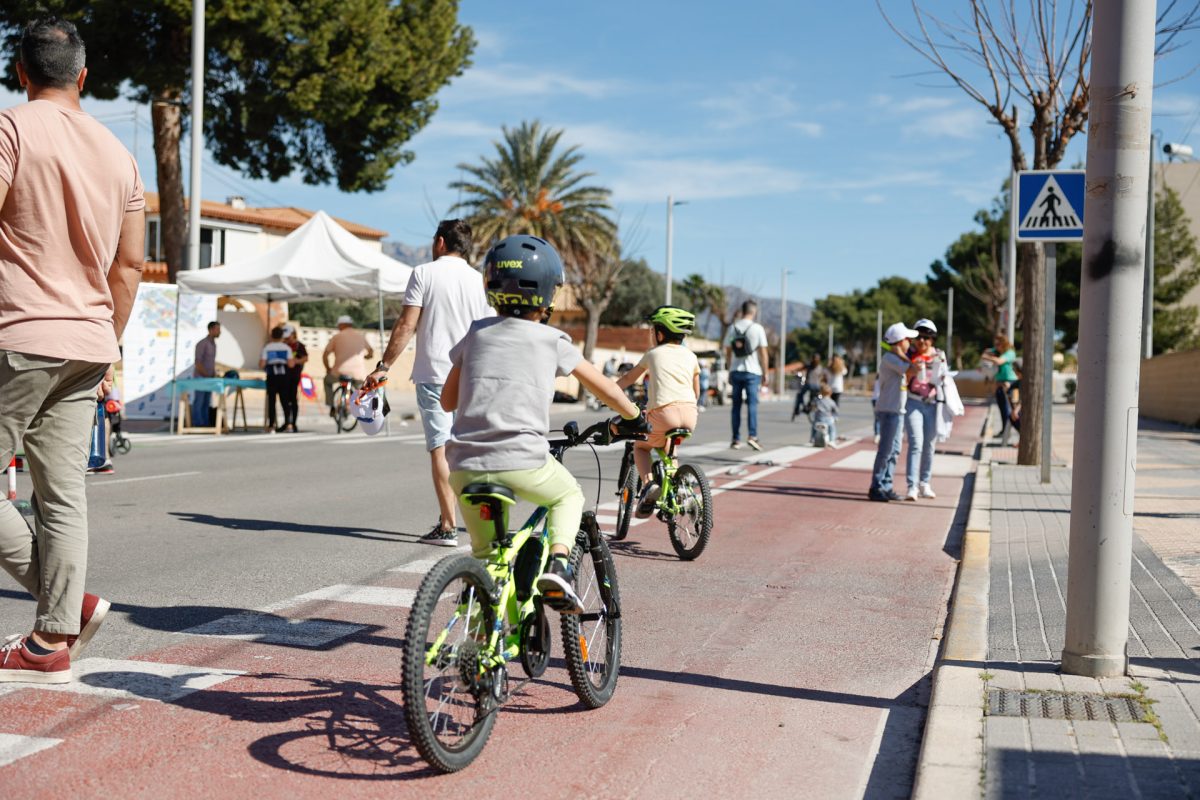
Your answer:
[192,320,220,427]
[260,326,294,433]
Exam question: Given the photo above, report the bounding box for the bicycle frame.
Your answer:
[619,438,687,517]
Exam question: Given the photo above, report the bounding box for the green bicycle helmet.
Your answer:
[483,234,565,316]
[646,305,695,335]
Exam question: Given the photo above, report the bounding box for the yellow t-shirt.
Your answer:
[637,344,699,409]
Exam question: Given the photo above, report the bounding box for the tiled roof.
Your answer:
[143,193,387,240]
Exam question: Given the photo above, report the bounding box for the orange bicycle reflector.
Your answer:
[672,436,685,447]
[480,505,493,521]
[578,635,589,661]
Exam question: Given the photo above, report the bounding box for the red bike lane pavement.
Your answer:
[0,407,984,798]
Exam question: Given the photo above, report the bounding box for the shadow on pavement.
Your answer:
[988,747,1200,798]
[169,511,405,541]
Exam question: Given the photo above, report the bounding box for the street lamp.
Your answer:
[779,270,792,397]
[665,195,687,305]
[187,0,204,271]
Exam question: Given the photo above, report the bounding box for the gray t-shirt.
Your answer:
[446,317,583,472]
[876,350,910,414]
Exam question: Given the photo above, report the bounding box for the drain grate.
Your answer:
[987,689,1147,723]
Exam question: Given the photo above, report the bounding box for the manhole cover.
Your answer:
[986,689,1147,723]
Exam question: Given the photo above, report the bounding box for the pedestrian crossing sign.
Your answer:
[1016,170,1086,242]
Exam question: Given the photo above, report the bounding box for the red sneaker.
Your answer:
[68,593,111,659]
[0,636,71,684]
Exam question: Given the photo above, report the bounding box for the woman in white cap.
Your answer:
[903,319,947,500]
[869,322,919,502]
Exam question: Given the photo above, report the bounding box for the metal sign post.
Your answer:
[1015,169,1086,483]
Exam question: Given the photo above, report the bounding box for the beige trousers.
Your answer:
[0,350,106,634]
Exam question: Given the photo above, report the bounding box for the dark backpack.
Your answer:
[729,323,751,358]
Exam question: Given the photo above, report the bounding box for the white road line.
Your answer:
[19,658,244,702]
[179,613,366,648]
[329,433,425,445]
[86,471,201,487]
[387,549,470,574]
[265,584,417,610]
[594,514,618,526]
[0,733,62,767]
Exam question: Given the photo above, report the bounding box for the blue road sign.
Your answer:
[1016,170,1085,242]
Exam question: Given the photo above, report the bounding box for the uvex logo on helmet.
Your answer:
[495,259,524,270]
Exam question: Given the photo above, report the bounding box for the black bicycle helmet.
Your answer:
[483,234,565,316]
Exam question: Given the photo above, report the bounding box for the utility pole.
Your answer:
[186,0,205,271]
[875,310,883,374]
[779,270,790,397]
[827,323,833,363]
[947,287,955,367]
[1142,135,1156,360]
[1061,0,1156,679]
[664,196,685,305]
[1007,170,1018,344]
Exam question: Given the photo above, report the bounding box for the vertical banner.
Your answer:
[122,284,215,419]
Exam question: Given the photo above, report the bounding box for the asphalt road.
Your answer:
[2,393,980,799]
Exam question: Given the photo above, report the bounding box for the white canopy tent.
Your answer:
[171,210,413,432]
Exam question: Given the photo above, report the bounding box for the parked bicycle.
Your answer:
[401,418,642,773]
[329,374,358,433]
[611,428,713,560]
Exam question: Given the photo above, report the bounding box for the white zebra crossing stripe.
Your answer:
[19,658,245,702]
[265,584,418,610]
[0,733,62,767]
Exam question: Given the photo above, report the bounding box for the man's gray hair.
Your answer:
[20,18,86,89]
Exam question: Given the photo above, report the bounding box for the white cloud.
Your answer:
[790,121,824,137]
[448,64,624,101]
[610,158,804,202]
[862,193,886,204]
[698,78,824,132]
[559,122,660,157]
[902,107,991,140]
[418,118,499,140]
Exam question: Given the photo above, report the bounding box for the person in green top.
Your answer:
[981,333,1018,445]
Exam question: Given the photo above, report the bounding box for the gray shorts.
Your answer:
[416,382,453,451]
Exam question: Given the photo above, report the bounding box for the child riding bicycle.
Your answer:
[435,235,647,613]
[616,306,700,518]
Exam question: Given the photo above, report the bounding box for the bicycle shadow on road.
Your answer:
[169,511,406,542]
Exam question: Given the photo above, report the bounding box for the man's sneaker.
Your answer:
[68,594,111,660]
[419,523,458,547]
[730,440,743,450]
[867,488,890,502]
[885,490,905,502]
[747,437,763,451]
[634,482,661,519]
[905,487,919,502]
[919,483,937,499]
[0,635,71,684]
[536,557,583,614]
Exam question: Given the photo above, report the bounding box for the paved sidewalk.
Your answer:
[915,405,1200,799]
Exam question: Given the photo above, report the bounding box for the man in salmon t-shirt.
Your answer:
[0,18,145,684]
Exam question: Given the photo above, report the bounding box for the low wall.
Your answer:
[1140,350,1200,428]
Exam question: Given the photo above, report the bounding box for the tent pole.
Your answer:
[169,286,181,434]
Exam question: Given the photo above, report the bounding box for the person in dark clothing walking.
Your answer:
[260,326,293,432]
[281,324,307,432]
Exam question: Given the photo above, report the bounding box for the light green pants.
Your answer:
[0,351,107,634]
[450,457,585,558]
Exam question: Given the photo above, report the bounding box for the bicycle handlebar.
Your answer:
[548,419,646,451]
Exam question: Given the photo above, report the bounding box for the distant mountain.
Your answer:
[693,285,812,340]
[383,240,432,265]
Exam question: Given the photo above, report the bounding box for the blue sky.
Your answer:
[3,1,1199,305]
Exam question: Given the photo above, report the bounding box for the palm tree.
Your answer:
[449,121,616,262]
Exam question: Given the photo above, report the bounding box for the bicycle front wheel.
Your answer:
[561,531,622,708]
[332,386,358,432]
[612,467,638,541]
[667,464,713,561]
[401,554,498,773]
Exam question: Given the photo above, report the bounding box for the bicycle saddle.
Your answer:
[460,484,516,504]
[665,428,692,440]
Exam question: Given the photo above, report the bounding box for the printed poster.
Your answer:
[122,284,215,419]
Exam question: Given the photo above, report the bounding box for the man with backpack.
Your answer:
[723,299,769,450]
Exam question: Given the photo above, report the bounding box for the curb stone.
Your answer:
[911,411,993,800]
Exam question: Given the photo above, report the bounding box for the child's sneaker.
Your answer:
[730,440,743,450]
[0,636,71,684]
[634,482,661,519]
[747,437,763,451]
[419,522,458,547]
[68,593,111,659]
[919,483,937,499]
[905,487,919,502]
[536,556,583,614]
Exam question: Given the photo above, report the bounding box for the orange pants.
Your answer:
[636,402,698,481]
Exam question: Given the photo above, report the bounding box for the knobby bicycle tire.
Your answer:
[667,463,713,561]
[332,386,358,433]
[401,554,498,773]
[612,467,638,541]
[561,530,622,708]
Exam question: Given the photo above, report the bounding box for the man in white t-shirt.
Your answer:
[722,299,769,450]
[366,220,492,546]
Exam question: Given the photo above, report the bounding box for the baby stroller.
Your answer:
[106,399,131,455]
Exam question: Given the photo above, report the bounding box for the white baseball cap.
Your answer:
[914,318,937,334]
[352,388,389,436]
[336,315,354,326]
[281,324,296,337]
[884,322,920,344]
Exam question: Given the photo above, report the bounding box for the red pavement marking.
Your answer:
[0,408,986,797]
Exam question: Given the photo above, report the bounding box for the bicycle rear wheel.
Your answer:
[332,386,358,432]
[561,527,622,708]
[612,467,638,541]
[667,464,713,561]
[401,554,498,773]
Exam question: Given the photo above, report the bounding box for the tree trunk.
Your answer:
[1017,242,1044,466]
[582,301,603,363]
[152,94,187,281]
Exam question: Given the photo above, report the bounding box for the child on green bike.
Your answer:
[616,306,700,517]
[438,234,646,613]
